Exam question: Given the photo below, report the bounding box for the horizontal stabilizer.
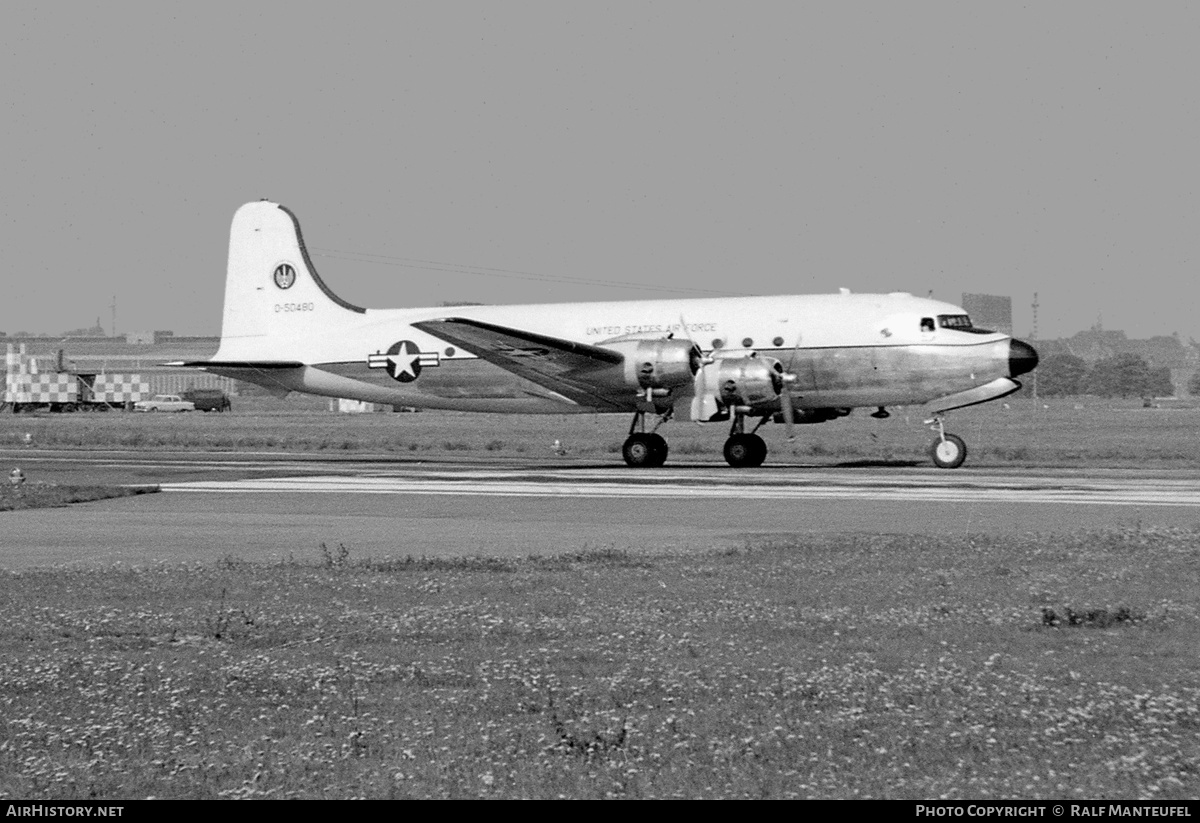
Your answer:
[166,360,306,398]
[164,360,305,369]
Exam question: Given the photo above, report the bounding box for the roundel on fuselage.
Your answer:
[383,340,423,382]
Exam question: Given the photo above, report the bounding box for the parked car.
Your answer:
[133,394,195,413]
[181,389,232,412]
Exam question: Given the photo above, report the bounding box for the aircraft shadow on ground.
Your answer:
[829,459,924,469]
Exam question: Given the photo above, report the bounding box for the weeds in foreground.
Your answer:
[1,525,1198,799]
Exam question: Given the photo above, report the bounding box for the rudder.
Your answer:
[213,201,365,362]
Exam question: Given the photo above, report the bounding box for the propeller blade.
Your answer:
[779,373,796,441]
[682,313,718,420]
[784,330,801,370]
[777,331,803,441]
[678,314,694,343]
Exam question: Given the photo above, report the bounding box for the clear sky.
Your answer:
[3,2,1197,341]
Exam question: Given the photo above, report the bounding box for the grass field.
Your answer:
[2,395,1198,798]
[0,527,1197,799]
[0,483,156,512]
[2,394,1200,468]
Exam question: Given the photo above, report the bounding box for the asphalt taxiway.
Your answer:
[3,450,1200,568]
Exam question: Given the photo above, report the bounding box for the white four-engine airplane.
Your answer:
[178,201,1038,469]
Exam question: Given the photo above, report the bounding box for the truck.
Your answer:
[3,344,147,412]
[3,371,150,413]
[180,388,232,412]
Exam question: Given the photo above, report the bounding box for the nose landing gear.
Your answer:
[926,416,967,469]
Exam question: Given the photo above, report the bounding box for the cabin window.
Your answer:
[772,336,784,347]
[742,337,754,348]
[920,317,935,332]
[711,338,724,349]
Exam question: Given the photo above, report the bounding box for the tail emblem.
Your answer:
[368,340,440,383]
[273,263,297,290]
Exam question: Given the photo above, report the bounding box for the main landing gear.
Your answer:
[926,416,967,469]
[621,409,671,467]
[621,407,774,468]
[722,411,768,468]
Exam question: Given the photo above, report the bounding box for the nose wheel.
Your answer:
[926,416,967,469]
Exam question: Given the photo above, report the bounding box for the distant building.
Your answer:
[61,317,107,337]
[125,330,174,344]
[961,294,1013,336]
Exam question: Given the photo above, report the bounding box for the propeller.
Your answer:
[777,369,797,440]
[776,331,804,440]
[678,314,720,421]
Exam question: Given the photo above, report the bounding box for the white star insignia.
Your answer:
[388,342,421,380]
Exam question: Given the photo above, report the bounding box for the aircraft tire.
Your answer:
[930,433,967,469]
[724,433,767,468]
[623,433,667,468]
[645,433,669,467]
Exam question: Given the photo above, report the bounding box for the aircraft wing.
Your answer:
[412,318,630,410]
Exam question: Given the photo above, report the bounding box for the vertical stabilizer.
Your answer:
[213,201,365,362]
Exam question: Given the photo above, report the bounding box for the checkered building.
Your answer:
[91,374,150,404]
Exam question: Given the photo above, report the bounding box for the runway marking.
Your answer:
[159,472,1200,507]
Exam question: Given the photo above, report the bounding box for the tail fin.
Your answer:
[212,201,365,362]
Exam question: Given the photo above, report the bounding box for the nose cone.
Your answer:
[1009,339,1039,377]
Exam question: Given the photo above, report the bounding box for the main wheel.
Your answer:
[645,432,668,467]
[724,433,767,468]
[930,433,967,469]
[623,433,668,467]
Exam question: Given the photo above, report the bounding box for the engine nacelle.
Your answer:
[600,338,703,390]
[690,353,786,421]
[712,355,782,406]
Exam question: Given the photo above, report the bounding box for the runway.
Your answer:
[161,466,1200,506]
[4,452,1200,569]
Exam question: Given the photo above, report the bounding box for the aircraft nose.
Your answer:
[1009,339,1039,377]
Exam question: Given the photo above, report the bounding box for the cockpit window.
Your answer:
[938,314,993,334]
[938,314,973,329]
[920,317,935,332]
